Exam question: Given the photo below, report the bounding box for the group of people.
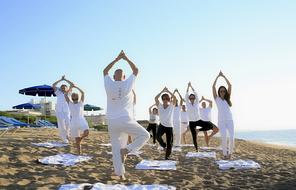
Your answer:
[148,82,220,160]
[52,50,234,180]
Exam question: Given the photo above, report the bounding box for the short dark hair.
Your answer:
[189,94,195,99]
[161,93,170,100]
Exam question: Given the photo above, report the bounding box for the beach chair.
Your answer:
[0,125,10,137]
[0,117,23,136]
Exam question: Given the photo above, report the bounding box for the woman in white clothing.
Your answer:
[199,96,219,146]
[172,89,183,147]
[65,84,89,155]
[212,71,234,159]
[180,104,189,144]
[146,103,159,144]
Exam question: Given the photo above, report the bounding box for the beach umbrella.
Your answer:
[84,104,103,111]
[12,103,41,110]
[12,103,42,123]
[19,85,56,118]
[84,104,103,116]
[19,85,56,97]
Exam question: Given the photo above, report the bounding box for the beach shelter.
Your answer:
[19,85,56,118]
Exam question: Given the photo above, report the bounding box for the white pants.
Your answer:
[108,116,150,176]
[218,120,234,156]
[56,112,70,143]
[173,121,181,146]
[181,123,188,134]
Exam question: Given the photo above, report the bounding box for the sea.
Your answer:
[235,129,296,147]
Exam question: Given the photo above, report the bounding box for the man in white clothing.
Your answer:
[52,75,74,143]
[103,50,150,180]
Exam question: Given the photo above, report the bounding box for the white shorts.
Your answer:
[70,118,89,138]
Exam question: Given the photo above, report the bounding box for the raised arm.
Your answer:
[149,103,156,114]
[122,51,139,76]
[155,87,166,107]
[132,89,136,105]
[52,76,64,92]
[103,52,122,76]
[212,72,221,99]
[221,72,232,96]
[64,87,72,104]
[175,89,183,106]
[186,82,191,93]
[201,96,213,108]
[74,86,85,102]
[63,78,74,87]
[166,88,176,106]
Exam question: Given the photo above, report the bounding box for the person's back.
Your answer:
[104,74,135,120]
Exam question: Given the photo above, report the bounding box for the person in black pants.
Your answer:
[185,82,218,151]
[155,87,176,160]
[146,104,159,144]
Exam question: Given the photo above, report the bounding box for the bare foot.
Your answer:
[120,148,128,163]
[196,147,199,152]
[120,175,126,180]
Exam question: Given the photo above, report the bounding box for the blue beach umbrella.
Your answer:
[12,103,42,124]
[19,85,56,97]
[12,103,41,110]
[19,85,56,118]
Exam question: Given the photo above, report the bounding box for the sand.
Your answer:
[0,128,296,190]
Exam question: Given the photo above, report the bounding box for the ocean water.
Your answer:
[235,129,296,147]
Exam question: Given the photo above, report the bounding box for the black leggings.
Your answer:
[156,124,173,159]
[189,120,217,150]
[146,123,157,143]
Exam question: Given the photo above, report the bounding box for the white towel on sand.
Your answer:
[38,153,91,166]
[200,147,222,151]
[59,183,176,190]
[178,144,194,147]
[216,159,261,170]
[135,160,177,170]
[186,152,216,159]
[106,151,142,156]
[32,142,68,148]
[157,147,182,152]
[99,143,112,147]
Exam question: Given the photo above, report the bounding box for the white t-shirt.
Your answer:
[55,88,70,113]
[104,74,136,120]
[180,111,189,124]
[158,104,174,128]
[149,114,159,124]
[200,107,212,121]
[215,97,233,121]
[69,102,84,119]
[173,106,181,124]
[185,91,201,121]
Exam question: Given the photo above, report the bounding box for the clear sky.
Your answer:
[1,0,296,131]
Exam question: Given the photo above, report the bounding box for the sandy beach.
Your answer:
[0,128,296,190]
